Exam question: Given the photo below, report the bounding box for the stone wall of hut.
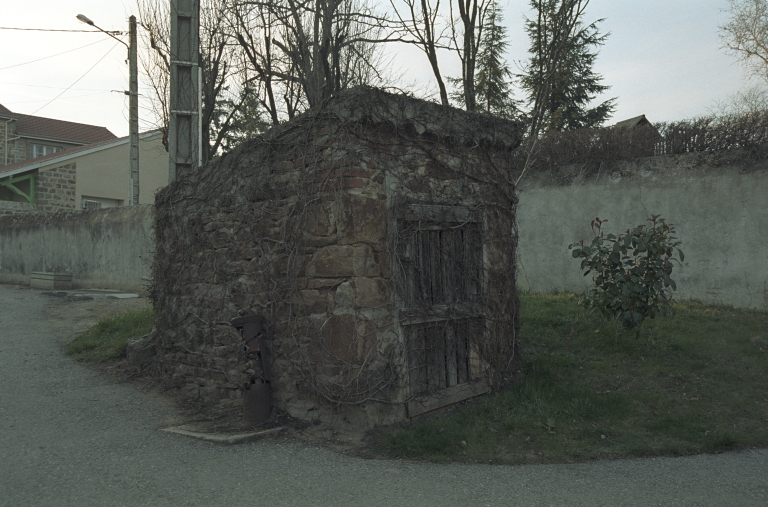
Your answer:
[151,89,521,427]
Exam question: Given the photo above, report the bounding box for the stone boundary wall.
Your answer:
[516,149,768,310]
[0,205,153,292]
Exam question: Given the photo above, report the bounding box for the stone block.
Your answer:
[212,345,234,357]
[306,277,346,289]
[304,201,335,237]
[292,289,330,314]
[341,177,366,189]
[305,245,379,278]
[334,278,391,309]
[337,194,386,248]
[352,278,390,307]
[333,281,354,308]
[230,244,256,260]
[320,314,357,363]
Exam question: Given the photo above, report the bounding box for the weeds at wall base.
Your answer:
[67,309,155,363]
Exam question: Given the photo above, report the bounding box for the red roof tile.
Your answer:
[0,104,117,144]
[0,136,125,176]
[0,130,162,177]
[0,104,16,118]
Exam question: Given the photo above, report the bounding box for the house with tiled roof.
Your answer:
[0,104,117,166]
[0,105,169,215]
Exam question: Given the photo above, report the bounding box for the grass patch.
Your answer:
[377,293,768,464]
[67,308,154,363]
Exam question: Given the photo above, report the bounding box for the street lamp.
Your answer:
[77,14,140,206]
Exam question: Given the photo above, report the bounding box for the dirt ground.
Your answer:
[37,286,381,457]
[4,283,768,507]
[42,288,152,336]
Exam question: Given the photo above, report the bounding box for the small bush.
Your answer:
[569,215,684,332]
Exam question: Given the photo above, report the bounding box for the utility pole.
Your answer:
[168,0,201,182]
[77,13,140,205]
[128,15,139,205]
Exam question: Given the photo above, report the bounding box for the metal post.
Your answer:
[128,15,140,205]
[168,0,200,182]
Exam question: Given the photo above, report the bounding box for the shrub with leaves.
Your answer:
[568,215,684,333]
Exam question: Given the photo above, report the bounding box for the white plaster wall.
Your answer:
[74,133,168,206]
[0,205,154,292]
[516,152,768,310]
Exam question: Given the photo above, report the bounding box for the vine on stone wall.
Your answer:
[150,87,522,412]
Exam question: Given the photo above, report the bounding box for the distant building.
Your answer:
[614,114,663,156]
[0,129,169,215]
[615,114,663,139]
[614,114,652,130]
[0,104,116,167]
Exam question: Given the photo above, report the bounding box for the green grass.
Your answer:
[67,309,155,363]
[377,293,768,464]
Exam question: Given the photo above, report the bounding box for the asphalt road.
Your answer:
[1,284,766,507]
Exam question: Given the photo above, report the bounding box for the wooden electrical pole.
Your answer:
[168,0,201,182]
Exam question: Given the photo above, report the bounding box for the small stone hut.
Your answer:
[151,87,523,428]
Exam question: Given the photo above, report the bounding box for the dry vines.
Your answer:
[151,87,522,412]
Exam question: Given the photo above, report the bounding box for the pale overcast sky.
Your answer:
[0,0,753,138]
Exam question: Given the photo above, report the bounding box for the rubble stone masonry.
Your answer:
[150,87,522,428]
[35,164,77,212]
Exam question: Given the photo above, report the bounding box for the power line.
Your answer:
[31,41,121,115]
[8,91,114,105]
[0,27,123,34]
[0,81,107,92]
[0,39,113,71]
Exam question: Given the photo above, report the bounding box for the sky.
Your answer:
[0,0,754,138]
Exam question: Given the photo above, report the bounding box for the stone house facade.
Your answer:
[150,87,523,428]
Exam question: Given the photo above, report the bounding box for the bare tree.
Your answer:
[230,0,391,114]
[136,0,251,161]
[229,1,284,125]
[389,0,451,106]
[449,0,491,111]
[712,84,768,116]
[136,0,171,147]
[200,3,254,162]
[721,0,768,83]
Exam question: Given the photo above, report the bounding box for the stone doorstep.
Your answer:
[160,425,285,445]
[406,382,492,418]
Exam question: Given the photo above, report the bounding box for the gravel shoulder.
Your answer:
[1,284,766,507]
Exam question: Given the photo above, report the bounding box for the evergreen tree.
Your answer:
[474,1,517,117]
[521,0,615,133]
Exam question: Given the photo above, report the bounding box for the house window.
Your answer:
[81,196,122,209]
[31,144,62,159]
[397,204,484,396]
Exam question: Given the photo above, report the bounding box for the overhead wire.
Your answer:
[0,27,123,34]
[31,41,122,115]
[0,81,107,92]
[8,91,114,105]
[0,38,111,71]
